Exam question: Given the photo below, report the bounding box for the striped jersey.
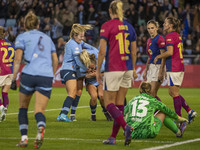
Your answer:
[146,34,165,64]
[100,18,137,72]
[0,39,15,75]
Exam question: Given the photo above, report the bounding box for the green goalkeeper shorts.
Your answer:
[149,117,162,138]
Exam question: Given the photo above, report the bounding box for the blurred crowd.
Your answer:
[0,0,199,64]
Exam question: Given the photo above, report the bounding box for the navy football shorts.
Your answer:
[19,73,53,98]
[60,70,77,84]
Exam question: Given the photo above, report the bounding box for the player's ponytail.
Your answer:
[70,24,92,39]
[166,17,181,34]
[0,26,5,39]
[79,49,91,68]
[139,81,151,95]
[90,54,96,66]
[24,10,40,30]
[110,0,124,22]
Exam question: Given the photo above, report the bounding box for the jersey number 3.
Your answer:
[115,32,130,54]
[131,100,149,117]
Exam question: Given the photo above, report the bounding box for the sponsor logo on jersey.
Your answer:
[100,29,105,33]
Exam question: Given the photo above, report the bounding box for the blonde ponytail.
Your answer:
[110,0,124,22]
[70,24,92,39]
[79,49,91,68]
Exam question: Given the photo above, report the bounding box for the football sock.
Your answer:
[179,95,191,113]
[102,106,107,112]
[18,108,28,136]
[173,96,182,116]
[163,115,178,134]
[71,95,80,115]
[35,112,46,128]
[110,105,124,138]
[124,98,127,106]
[2,92,9,108]
[90,104,97,114]
[0,98,3,106]
[60,96,74,115]
[106,103,127,130]
[155,96,161,102]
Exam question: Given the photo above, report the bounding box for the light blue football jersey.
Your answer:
[15,29,56,77]
[61,39,96,72]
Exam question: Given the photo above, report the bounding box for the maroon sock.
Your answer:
[173,96,182,116]
[106,103,127,130]
[110,105,124,138]
[155,96,161,102]
[179,95,191,113]
[2,92,9,108]
[0,98,3,106]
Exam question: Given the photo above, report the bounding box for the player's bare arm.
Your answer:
[154,46,173,64]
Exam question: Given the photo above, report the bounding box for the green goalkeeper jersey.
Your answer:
[124,93,178,139]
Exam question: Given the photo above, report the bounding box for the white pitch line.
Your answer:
[6,105,94,116]
[140,138,200,150]
[0,137,173,144]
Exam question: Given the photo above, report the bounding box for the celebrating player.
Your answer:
[79,49,112,121]
[154,17,197,124]
[56,24,97,122]
[124,81,188,139]
[143,20,165,100]
[0,26,15,122]
[96,0,138,146]
[13,11,58,148]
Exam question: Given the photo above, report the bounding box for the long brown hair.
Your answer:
[166,17,181,33]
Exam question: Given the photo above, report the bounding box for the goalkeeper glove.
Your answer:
[177,116,188,123]
[10,80,17,90]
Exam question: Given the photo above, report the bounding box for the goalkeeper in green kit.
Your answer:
[124,81,188,139]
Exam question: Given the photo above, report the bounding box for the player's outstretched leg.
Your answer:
[34,126,45,149]
[124,125,133,146]
[188,110,197,124]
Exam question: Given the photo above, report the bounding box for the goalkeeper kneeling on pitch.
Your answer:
[124,81,188,139]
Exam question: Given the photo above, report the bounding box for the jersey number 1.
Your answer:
[115,32,130,54]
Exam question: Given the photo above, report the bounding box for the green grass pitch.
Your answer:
[0,87,199,150]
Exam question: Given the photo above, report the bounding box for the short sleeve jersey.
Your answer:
[15,29,56,77]
[146,34,165,64]
[0,39,15,75]
[61,39,96,72]
[124,93,178,138]
[100,19,137,72]
[165,31,184,72]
